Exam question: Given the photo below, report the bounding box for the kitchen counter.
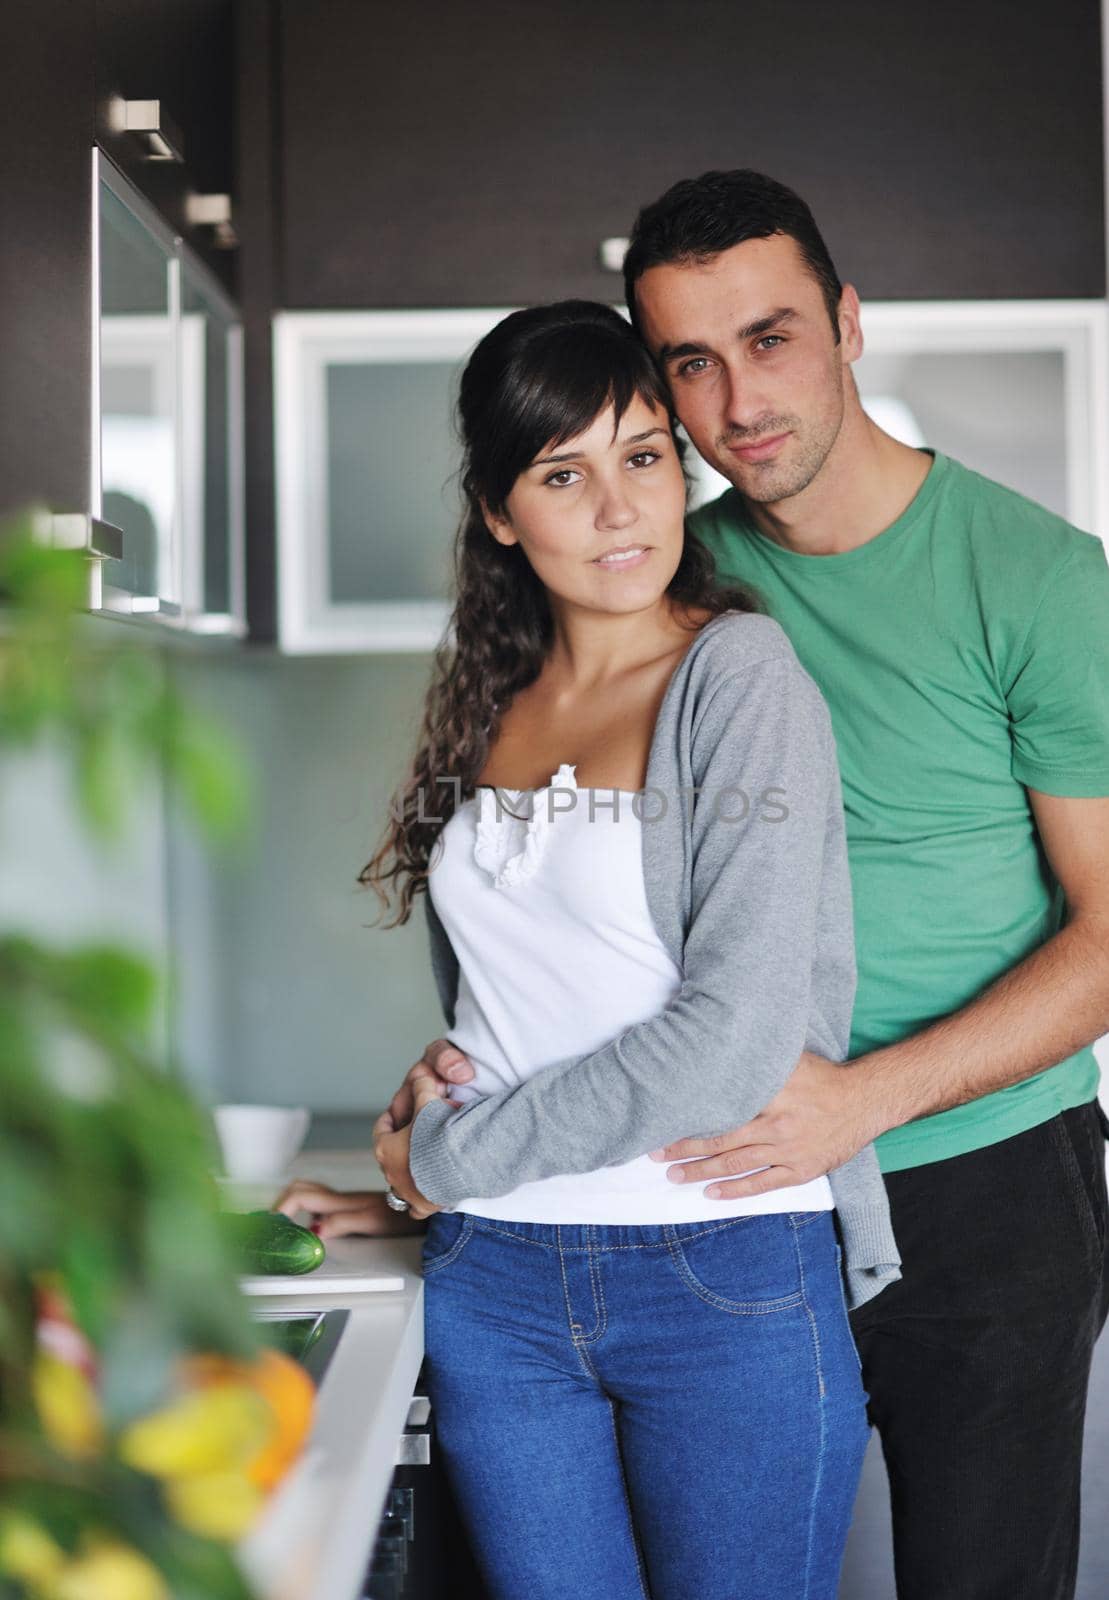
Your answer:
[234,1150,428,1600]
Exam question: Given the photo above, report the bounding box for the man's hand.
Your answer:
[271,1179,426,1238]
[647,1051,883,1198]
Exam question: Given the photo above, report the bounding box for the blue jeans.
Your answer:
[421,1208,870,1600]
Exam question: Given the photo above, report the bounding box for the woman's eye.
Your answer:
[627,450,662,469]
[544,468,582,487]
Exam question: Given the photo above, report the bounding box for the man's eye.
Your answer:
[677,357,711,377]
[756,335,785,350]
[627,449,661,469]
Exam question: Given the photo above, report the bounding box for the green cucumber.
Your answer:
[221,1209,326,1276]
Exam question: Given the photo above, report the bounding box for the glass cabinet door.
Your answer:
[180,259,246,633]
[91,149,246,637]
[96,161,181,619]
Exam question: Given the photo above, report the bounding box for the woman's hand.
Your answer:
[373,1075,448,1221]
[270,1179,427,1238]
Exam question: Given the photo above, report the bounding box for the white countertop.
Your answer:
[232,1150,428,1600]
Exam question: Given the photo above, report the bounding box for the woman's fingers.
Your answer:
[271,1179,344,1216]
[386,1079,414,1129]
[314,1193,427,1239]
[271,1178,378,1220]
[412,1075,445,1112]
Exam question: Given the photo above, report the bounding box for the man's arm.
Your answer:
[650,790,1109,1196]
[652,527,1109,1195]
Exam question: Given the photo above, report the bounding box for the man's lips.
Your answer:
[726,431,792,463]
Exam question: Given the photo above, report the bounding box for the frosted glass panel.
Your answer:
[98,181,177,601]
[326,362,460,603]
[854,350,1067,518]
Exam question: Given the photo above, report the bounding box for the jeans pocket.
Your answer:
[420,1210,475,1276]
[667,1216,805,1315]
[1050,1107,1108,1262]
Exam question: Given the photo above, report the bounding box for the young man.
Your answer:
[397,171,1109,1598]
[616,171,1109,1600]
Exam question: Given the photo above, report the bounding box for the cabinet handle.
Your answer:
[32,513,124,612]
[404,1396,431,1428]
[395,1431,430,1466]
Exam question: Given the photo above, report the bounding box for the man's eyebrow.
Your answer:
[531,426,667,467]
[658,307,800,366]
[738,306,799,340]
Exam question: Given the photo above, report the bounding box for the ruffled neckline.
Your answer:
[472,762,578,889]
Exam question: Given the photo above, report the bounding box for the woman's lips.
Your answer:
[727,431,791,463]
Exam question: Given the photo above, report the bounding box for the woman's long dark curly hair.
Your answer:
[359,299,761,927]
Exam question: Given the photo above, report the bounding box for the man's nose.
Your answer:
[721,366,772,433]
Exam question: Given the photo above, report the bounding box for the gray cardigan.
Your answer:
[409,610,901,1310]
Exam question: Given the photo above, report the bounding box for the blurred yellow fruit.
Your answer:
[163,1469,266,1541]
[118,1383,273,1479]
[31,1350,103,1458]
[182,1348,316,1493]
[52,1536,169,1600]
[0,1510,67,1594]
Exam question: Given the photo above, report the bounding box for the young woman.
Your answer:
[286,301,899,1600]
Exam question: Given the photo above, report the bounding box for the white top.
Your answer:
[427,761,834,1223]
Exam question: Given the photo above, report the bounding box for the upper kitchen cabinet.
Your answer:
[273,299,1109,655]
[94,150,246,636]
[274,0,1105,308]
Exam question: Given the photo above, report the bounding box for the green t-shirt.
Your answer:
[689,449,1109,1172]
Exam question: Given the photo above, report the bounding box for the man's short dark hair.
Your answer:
[623,170,843,343]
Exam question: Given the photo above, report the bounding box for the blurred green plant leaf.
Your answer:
[0,511,266,1598]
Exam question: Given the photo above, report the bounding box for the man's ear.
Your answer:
[480,499,517,548]
[836,285,864,363]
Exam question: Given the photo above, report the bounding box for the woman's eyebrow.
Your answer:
[532,427,667,467]
[617,426,668,446]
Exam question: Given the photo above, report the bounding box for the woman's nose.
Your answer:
[595,487,639,531]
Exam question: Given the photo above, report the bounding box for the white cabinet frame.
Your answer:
[274,309,513,653]
[274,301,1109,654]
[858,300,1109,547]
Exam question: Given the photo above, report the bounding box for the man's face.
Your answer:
[634,234,860,505]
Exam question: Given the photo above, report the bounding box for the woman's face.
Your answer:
[484,394,688,616]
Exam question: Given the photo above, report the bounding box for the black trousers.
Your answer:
[848,1099,1109,1600]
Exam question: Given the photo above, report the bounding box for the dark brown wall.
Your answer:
[275,0,1107,308]
[94,0,236,283]
[0,1,97,515]
[232,0,1106,640]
